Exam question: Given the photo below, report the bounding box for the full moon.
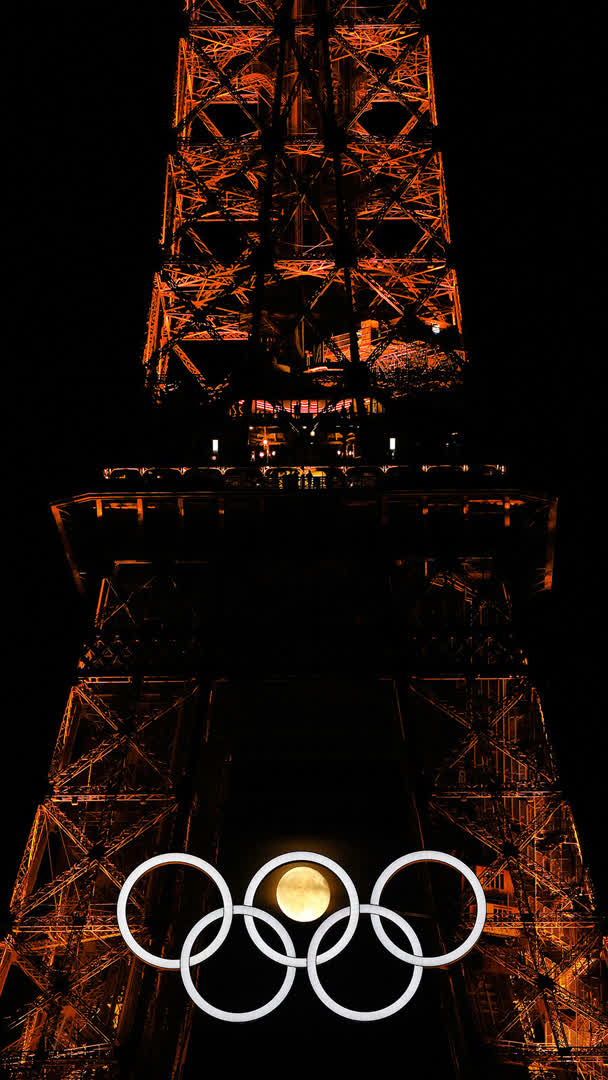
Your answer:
[276,866,331,922]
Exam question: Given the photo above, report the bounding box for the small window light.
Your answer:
[212,438,219,453]
[389,437,396,451]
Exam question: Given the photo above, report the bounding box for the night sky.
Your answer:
[6,0,605,937]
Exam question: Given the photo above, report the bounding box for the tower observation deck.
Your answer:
[1,1,606,1078]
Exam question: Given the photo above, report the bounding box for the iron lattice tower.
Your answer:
[144,0,464,423]
[2,1,607,1078]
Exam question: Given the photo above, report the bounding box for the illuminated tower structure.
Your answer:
[1,1,607,1078]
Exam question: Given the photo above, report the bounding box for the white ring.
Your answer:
[306,904,423,1021]
[370,850,486,968]
[116,853,233,971]
[243,851,360,968]
[180,905,296,1022]
[117,848,487,1022]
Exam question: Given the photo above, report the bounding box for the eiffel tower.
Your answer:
[2,1,606,1077]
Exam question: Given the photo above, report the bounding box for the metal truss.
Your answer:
[404,557,608,1078]
[144,0,465,402]
[0,675,208,1078]
[3,0,605,1074]
[1,485,605,1078]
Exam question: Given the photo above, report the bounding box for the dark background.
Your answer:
[6,0,605,937]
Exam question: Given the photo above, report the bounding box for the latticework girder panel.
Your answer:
[405,557,608,1076]
[2,487,606,1077]
[145,0,464,402]
[1,674,215,1079]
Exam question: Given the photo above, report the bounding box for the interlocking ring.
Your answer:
[370,850,487,968]
[116,853,233,970]
[243,851,359,968]
[117,849,486,1021]
[180,905,296,1022]
[307,904,423,1021]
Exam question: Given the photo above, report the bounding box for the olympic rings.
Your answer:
[116,849,486,1021]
